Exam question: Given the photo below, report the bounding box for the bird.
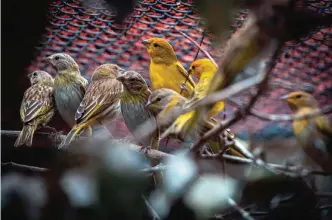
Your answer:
[59,64,124,148]
[185,58,225,118]
[116,70,160,150]
[15,70,55,147]
[46,53,88,128]
[146,89,244,156]
[117,70,162,186]
[141,37,196,98]
[282,91,332,172]
[161,59,226,145]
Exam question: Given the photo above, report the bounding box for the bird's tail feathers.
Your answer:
[14,123,37,147]
[59,125,84,148]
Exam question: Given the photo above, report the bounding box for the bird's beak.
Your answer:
[188,69,192,75]
[119,68,125,74]
[45,56,52,62]
[141,39,150,47]
[116,72,124,81]
[280,95,289,101]
[145,100,153,109]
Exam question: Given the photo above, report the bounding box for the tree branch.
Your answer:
[190,40,281,153]
[2,162,49,172]
[228,99,332,121]
[172,28,218,67]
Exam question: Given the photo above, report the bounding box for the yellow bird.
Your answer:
[162,59,225,143]
[142,37,196,98]
[282,91,332,172]
[186,58,225,118]
[146,88,244,156]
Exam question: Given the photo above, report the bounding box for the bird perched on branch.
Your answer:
[162,59,225,146]
[46,53,88,128]
[15,71,55,147]
[116,70,160,150]
[117,70,162,186]
[146,89,243,156]
[282,91,332,172]
[142,37,196,97]
[59,64,123,148]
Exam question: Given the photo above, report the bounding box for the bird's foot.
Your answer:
[140,145,152,157]
[180,83,188,92]
[43,125,58,134]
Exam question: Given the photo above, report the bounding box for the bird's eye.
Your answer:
[55,56,60,60]
[192,66,195,70]
[33,72,38,77]
[153,43,159,48]
[296,95,302,99]
[156,97,161,102]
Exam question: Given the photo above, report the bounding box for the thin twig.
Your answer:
[227,197,255,220]
[2,162,49,172]
[0,129,85,146]
[173,28,218,67]
[142,195,161,220]
[269,79,315,92]
[316,192,332,198]
[228,99,332,121]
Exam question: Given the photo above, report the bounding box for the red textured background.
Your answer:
[27,0,332,140]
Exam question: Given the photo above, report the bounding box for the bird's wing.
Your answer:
[176,63,195,88]
[75,79,122,124]
[21,84,53,123]
[315,115,332,137]
[71,76,87,101]
[185,76,210,107]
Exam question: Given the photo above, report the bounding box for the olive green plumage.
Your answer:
[15,70,55,147]
[117,70,160,150]
[59,64,124,148]
[47,53,88,128]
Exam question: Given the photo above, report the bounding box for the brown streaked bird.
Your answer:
[15,70,55,147]
[117,70,162,186]
[59,64,124,148]
[116,70,160,150]
[282,91,332,172]
[142,37,196,97]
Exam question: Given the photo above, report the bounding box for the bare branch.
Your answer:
[0,129,86,147]
[142,195,161,220]
[189,42,280,154]
[227,197,255,220]
[2,162,49,172]
[269,79,315,92]
[228,99,332,121]
[173,27,218,67]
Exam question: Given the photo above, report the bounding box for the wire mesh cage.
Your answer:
[27,0,332,139]
[2,0,332,220]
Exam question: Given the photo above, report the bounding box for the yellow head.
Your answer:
[92,64,125,81]
[188,58,217,79]
[141,37,177,64]
[281,91,318,111]
[28,70,54,86]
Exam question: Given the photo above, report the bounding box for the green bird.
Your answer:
[46,53,88,130]
[116,70,160,150]
[15,70,55,147]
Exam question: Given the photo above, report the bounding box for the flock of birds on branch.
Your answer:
[15,34,332,178]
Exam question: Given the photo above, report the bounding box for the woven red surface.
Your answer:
[28,0,332,139]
